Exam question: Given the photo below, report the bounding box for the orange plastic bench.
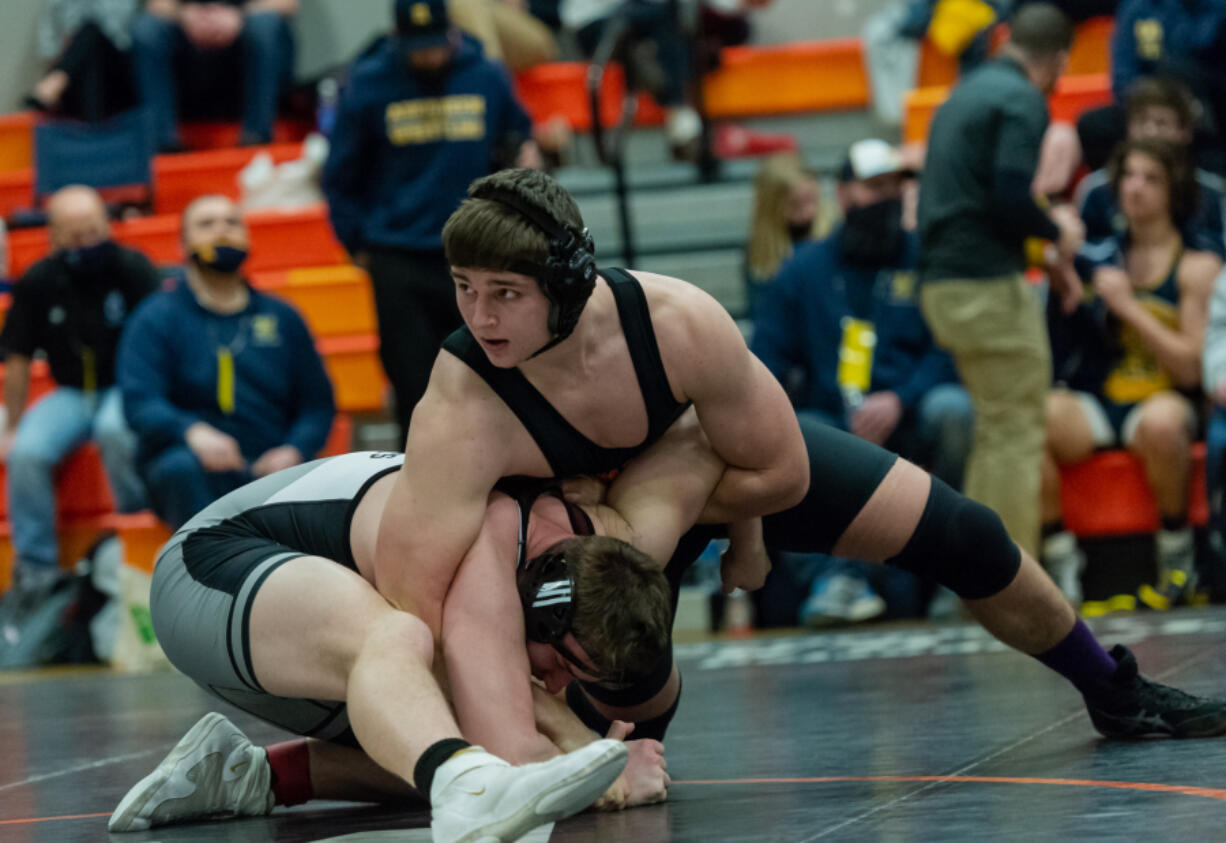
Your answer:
[904,72,1112,144]
[704,39,869,117]
[0,112,35,174]
[318,333,387,414]
[916,16,1113,89]
[9,203,346,277]
[1059,444,1209,539]
[514,62,666,132]
[153,142,305,215]
[0,141,308,220]
[252,265,376,338]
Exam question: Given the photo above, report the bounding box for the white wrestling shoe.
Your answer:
[109,712,273,832]
[430,739,628,843]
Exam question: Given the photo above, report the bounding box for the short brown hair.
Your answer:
[1124,77,1196,129]
[1008,3,1073,57]
[442,168,586,271]
[1109,137,1197,226]
[551,535,672,683]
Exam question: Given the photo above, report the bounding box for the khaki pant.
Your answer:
[448,0,558,71]
[921,274,1049,557]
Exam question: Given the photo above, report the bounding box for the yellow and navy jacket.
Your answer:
[116,273,336,467]
[322,35,533,254]
[752,229,959,422]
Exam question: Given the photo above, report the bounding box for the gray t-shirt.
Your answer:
[918,57,1050,282]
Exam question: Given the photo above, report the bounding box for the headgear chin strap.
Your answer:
[474,188,598,356]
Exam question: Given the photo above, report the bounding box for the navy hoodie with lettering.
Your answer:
[323,34,533,255]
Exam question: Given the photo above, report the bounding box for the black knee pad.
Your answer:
[885,476,1020,599]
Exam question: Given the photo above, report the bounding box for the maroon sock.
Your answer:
[266,739,314,807]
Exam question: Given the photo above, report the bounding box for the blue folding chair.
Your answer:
[33,107,155,212]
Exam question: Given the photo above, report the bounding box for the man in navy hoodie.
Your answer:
[753,139,973,624]
[117,194,335,528]
[322,0,540,440]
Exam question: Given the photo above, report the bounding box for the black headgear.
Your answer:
[474,187,598,355]
[518,548,575,645]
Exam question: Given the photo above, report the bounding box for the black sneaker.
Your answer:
[1083,645,1226,738]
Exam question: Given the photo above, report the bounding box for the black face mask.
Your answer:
[63,239,118,277]
[788,220,815,244]
[190,244,249,275]
[840,197,904,268]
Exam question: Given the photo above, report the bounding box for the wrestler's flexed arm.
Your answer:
[374,355,519,639]
[640,272,809,524]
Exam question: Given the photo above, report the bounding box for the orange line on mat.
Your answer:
[8,776,1226,826]
[675,775,1226,802]
[0,811,112,826]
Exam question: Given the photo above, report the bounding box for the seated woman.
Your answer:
[1042,137,1221,606]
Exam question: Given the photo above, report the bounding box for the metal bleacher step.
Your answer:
[554,107,885,315]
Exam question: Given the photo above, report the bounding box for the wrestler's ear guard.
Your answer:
[517,549,575,645]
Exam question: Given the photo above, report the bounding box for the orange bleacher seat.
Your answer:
[321,412,353,457]
[0,169,29,218]
[318,333,387,414]
[0,142,309,221]
[153,143,304,215]
[8,202,345,277]
[703,40,869,118]
[252,265,376,338]
[904,72,1112,144]
[0,510,172,592]
[0,112,35,174]
[512,40,871,131]
[514,62,666,132]
[1066,17,1113,77]
[1059,444,1209,539]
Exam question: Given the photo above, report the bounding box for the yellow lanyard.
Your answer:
[216,347,236,415]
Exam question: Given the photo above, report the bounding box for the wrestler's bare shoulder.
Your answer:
[621,269,727,334]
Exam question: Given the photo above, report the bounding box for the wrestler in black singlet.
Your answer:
[444,269,899,599]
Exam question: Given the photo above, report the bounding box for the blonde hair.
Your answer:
[746,153,821,282]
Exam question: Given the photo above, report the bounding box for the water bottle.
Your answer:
[316,78,339,138]
[725,588,754,638]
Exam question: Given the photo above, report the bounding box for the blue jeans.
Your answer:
[895,382,975,492]
[130,11,294,147]
[7,387,145,571]
[140,444,251,529]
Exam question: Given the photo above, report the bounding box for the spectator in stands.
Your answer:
[29,0,141,121]
[561,0,701,160]
[1076,77,1225,258]
[1203,264,1226,600]
[1043,138,1220,606]
[116,194,334,528]
[322,0,539,440]
[919,3,1084,560]
[754,139,973,625]
[130,0,297,152]
[1078,0,1226,174]
[0,186,154,596]
[449,0,559,71]
[743,152,821,321]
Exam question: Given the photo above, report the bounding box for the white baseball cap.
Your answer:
[841,138,911,182]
